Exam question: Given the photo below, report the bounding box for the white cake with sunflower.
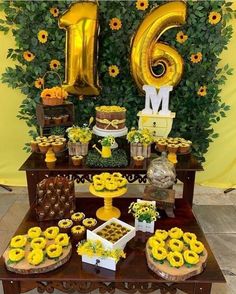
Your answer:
[93,105,128,137]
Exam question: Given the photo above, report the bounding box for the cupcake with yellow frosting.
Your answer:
[71,225,86,241]
[28,227,42,239]
[8,248,25,263]
[55,233,70,247]
[10,235,27,248]
[82,218,97,229]
[71,212,85,225]
[46,244,63,259]
[58,219,73,234]
[44,226,59,240]
[27,248,44,266]
[30,237,47,250]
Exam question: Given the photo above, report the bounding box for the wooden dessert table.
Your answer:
[0,197,225,294]
[19,153,203,207]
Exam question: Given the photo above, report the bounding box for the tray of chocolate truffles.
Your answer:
[87,218,135,250]
[35,176,75,221]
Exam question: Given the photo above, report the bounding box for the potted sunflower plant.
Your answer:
[128,199,159,233]
[127,128,153,158]
[66,125,92,156]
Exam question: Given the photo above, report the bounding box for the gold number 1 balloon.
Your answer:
[130,1,187,92]
[59,2,100,96]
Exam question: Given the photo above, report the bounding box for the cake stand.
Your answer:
[93,126,128,138]
[89,184,127,221]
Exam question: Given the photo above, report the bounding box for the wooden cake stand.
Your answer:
[3,236,72,275]
[146,243,208,282]
[89,185,127,221]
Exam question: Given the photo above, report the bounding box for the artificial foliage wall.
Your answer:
[0,0,235,161]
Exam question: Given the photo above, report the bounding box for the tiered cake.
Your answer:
[93,106,128,137]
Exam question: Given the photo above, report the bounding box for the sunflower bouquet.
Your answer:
[77,239,126,263]
[128,201,159,223]
[40,71,68,106]
[127,128,153,145]
[66,125,92,144]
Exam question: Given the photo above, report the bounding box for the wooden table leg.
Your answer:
[26,171,40,207]
[177,170,196,207]
[194,283,212,293]
[2,280,21,294]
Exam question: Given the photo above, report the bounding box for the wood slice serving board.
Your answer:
[3,236,72,275]
[146,244,208,282]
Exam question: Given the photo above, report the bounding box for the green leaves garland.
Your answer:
[0,0,235,161]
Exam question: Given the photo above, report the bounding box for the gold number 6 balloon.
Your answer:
[59,2,101,97]
[130,1,187,92]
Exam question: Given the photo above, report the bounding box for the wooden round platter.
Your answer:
[3,236,72,275]
[146,244,208,282]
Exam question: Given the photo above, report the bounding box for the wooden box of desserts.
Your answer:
[36,102,74,128]
[87,218,135,250]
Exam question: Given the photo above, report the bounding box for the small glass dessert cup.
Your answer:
[71,212,85,225]
[71,155,83,166]
[133,155,144,167]
[58,219,73,234]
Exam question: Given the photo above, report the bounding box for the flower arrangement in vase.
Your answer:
[128,199,159,233]
[127,128,154,158]
[66,125,92,156]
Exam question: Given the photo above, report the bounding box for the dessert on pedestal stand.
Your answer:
[89,184,127,221]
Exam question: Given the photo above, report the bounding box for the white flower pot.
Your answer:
[135,218,155,233]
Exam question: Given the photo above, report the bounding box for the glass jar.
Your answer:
[147,153,176,189]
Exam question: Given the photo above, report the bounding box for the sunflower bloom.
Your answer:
[38,30,48,44]
[50,59,61,70]
[108,65,120,77]
[109,18,122,31]
[23,51,35,62]
[197,86,207,96]
[50,7,59,17]
[136,0,149,11]
[34,78,44,89]
[176,31,188,44]
[190,52,202,64]
[208,11,221,25]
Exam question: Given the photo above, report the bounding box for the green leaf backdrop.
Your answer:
[0,0,235,161]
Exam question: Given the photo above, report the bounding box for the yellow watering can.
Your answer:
[93,144,112,158]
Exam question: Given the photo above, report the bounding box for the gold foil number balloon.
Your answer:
[130,1,187,92]
[59,2,100,96]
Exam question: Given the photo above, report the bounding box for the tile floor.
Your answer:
[0,183,236,294]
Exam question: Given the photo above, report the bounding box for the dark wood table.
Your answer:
[0,197,225,294]
[19,153,203,207]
